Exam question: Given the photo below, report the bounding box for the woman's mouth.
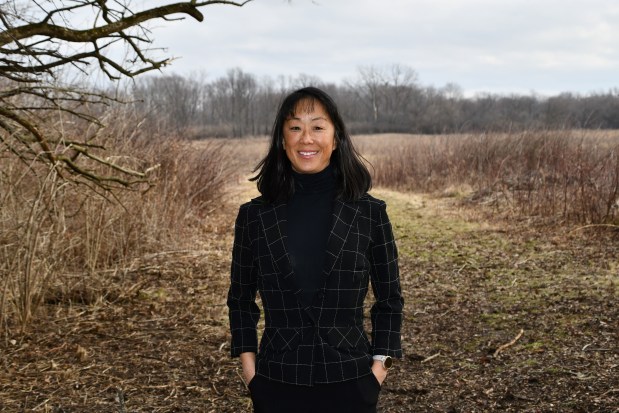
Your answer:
[298,151,318,158]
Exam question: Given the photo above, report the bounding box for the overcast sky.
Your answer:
[145,0,619,96]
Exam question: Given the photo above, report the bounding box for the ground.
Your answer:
[1,183,617,412]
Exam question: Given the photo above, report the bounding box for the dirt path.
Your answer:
[1,186,617,412]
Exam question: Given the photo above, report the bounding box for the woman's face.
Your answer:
[283,99,336,174]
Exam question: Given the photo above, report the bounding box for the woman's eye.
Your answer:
[290,126,301,131]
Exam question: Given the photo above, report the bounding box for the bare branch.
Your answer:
[0,1,251,47]
[0,106,57,165]
[70,144,147,179]
[0,0,253,191]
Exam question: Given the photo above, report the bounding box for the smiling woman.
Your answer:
[227,87,404,413]
[250,87,374,204]
[283,99,336,174]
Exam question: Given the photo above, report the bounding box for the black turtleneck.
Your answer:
[287,163,336,308]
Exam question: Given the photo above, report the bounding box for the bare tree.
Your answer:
[350,64,420,132]
[133,74,207,137]
[0,0,251,188]
[206,68,257,137]
[353,65,384,125]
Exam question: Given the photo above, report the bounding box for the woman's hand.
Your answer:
[371,360,388,385]
[240,352,257,386]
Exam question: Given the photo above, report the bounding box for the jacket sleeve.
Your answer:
[369,201,404,358]
[227,204,260,357]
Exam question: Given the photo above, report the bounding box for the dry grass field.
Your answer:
[1,133,617,412]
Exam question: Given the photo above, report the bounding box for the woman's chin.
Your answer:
[291,161,329,174]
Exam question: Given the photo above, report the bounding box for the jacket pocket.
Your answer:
[260,327,301,353]
[326,325,370,353]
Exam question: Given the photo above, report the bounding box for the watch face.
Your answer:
[384,356,393,369]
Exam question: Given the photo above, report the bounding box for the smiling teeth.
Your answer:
[299,151,317,156]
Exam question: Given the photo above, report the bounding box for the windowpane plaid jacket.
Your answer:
[227,194,403,386]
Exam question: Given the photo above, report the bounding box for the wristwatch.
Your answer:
[372,355,393,370]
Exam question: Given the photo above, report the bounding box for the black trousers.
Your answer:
[248,373,381,413]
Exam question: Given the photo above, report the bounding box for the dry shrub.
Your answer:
[354,131,619,226]
[0,108,235,334]
[0,163,63,331]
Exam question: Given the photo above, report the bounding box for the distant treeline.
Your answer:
[131,65,619,138]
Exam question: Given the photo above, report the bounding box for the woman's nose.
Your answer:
[300,129,313,143]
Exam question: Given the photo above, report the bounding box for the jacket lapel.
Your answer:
[321,199,360,279]
[257,203,298,295]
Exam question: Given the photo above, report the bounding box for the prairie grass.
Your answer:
[354,131,619,225]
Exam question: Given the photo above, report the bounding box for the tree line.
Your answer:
[131,64,619,138]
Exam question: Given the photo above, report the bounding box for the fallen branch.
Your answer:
[494,329,524,357]
[421,353,440,364]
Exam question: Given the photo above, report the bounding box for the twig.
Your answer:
[600,388,619,397]
[32,398,50,411]
[494,329,524,357]
[569,224,619,233]
[421,353,440,364]
[509,392,536,402]
[115,388,126,413]
[581,342,612,352]
[235,368,249,390]
[211,381,221,396]
[163,387,177,401]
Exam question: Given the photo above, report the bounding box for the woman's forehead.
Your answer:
[288,98,326,118]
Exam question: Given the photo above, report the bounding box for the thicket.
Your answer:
[1,0,251,335]
[0,105,235,335]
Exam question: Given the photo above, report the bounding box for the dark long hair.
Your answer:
[251,87,371,204]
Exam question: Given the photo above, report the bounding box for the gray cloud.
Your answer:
[148,0,619,95]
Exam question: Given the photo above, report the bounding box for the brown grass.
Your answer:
[354,131,619,226]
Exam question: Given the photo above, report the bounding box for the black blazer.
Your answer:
[227,194,403,386]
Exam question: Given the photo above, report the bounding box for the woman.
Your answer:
[227,87,403,413]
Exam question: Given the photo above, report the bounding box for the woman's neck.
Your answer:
[292,163,335,194]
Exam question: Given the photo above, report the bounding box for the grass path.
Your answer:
[372,188,618,412]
